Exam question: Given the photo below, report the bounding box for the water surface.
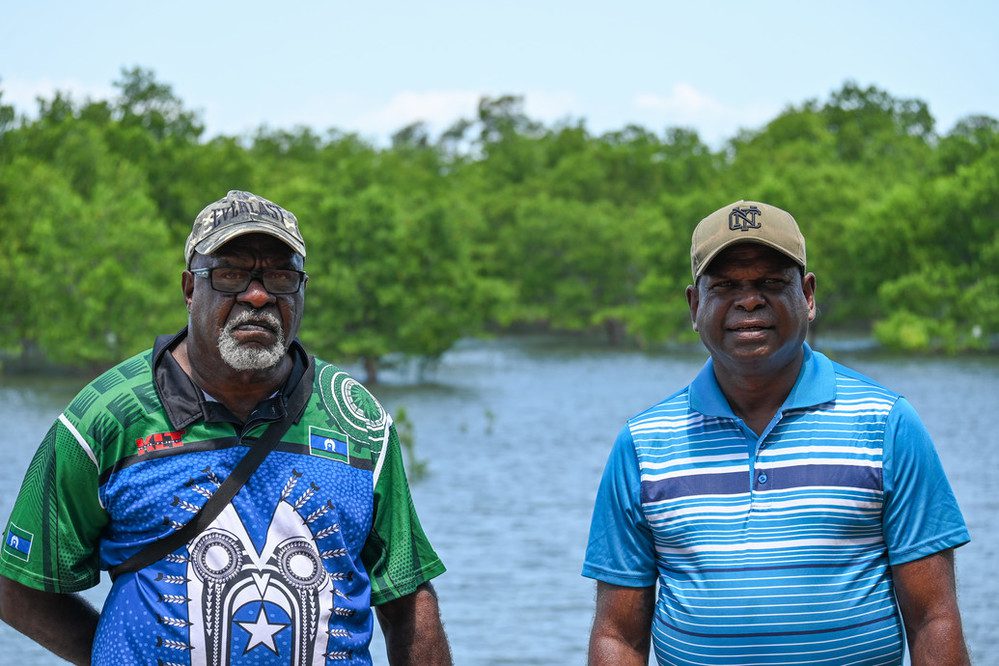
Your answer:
[0,338,995,664]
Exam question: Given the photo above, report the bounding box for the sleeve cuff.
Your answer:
[888,528,971,567]
[581,563,656,588]
[0,559,99,594]
[370,559,447,606]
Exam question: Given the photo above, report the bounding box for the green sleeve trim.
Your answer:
[370,559,447,606]
[0,558,100,594]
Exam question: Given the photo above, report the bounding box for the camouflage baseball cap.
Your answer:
[690,200,806,279]
[184,190,306,265]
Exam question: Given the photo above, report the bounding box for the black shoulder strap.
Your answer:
[110,356,314,580]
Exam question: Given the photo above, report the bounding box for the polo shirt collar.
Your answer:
[688,343,836,418]
[152,327,311,430]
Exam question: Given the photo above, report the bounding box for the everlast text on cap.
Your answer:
[184,190,306,266]
[689,200,806,279]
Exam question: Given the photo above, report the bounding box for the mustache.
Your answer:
[223,309,282,335]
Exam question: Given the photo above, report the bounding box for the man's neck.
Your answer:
[713,352,803,437]
[172,339,292,422]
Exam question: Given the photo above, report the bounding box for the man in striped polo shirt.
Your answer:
[583,201,970,665]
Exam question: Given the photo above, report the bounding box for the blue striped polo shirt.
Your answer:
[583,344,969,665]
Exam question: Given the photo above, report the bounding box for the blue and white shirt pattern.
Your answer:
[583,344,969,666]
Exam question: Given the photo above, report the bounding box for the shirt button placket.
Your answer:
[751,429,775,509]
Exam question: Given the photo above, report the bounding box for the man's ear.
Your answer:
[182,269,195,312]
[686,283,699,331]
[802,272,817,322]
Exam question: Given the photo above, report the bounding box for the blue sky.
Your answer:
[2,1,996,146]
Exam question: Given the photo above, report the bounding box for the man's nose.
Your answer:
[734,286,766,310]
[236,279,275,308]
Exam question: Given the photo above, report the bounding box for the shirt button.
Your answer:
[757,472,768,484]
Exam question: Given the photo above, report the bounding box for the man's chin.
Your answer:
[218,340,286,372]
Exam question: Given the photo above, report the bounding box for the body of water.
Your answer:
[0,337,996,664]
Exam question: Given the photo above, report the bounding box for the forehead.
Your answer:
[703,243,797,276]
[207,233,302,266]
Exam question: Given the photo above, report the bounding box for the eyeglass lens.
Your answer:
[210,268,303,294]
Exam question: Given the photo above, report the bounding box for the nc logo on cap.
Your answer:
[728,205,763,231]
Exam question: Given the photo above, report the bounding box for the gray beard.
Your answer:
[217,310,286,371]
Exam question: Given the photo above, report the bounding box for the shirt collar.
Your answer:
[152,327,311,430]
[688,342,836,417]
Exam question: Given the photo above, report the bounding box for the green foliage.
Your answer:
[295,187,498,381]
[392,406,428,482]
[114,66,203,142]
[0,157,181,367]
[1,71,997,375]
[489,195,641,337]
[625,196,715,345]
[870,143,999,352]
[0,88,15,136]
[874,267,997,353]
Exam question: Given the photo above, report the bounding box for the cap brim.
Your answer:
[695,237,804,277]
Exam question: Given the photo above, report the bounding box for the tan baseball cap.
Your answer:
[690,200,806,279]
[184,190,306,266]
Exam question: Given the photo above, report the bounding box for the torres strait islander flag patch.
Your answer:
[3,523,33,562]
[308,426,350,464]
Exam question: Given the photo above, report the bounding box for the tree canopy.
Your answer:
[1,69,996,379]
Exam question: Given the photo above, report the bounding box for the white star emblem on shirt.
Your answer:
[236,605,288,654]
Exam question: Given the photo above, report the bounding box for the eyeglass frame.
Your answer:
[189,267,309,295]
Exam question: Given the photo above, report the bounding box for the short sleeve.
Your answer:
[0,417,106,592]
[882,397,970,566]
[361,421,445,605]
[582,426,657,587]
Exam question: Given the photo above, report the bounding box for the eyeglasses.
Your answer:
[190,267,308,294]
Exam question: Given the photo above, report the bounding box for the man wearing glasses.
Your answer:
[0,191,451,664]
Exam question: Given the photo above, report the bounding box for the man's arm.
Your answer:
[0,576,99,665]
[588,581,654,666]
[375,581,451,665]
[892,549,970,665]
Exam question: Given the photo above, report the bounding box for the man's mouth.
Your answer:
[225,310,282,341]
[727,321,772,333]
[233,320,277,334]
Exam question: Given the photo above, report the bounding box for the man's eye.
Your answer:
[216,269,247,280]
[265,272,297,288]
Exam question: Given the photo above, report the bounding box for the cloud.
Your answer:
[1,76,115,113]
[635,83,726,117]
[208,90,487,143]
[347,89,579,141]
[522,90,580,124]
[1,76,772,148]
[357,90,482,136]
[632,83,778,144]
